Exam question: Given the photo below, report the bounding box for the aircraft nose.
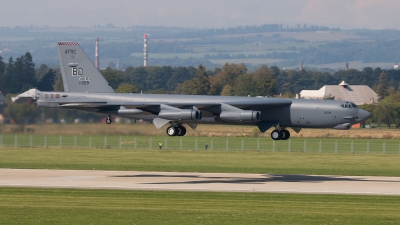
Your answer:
[357,109,371,122]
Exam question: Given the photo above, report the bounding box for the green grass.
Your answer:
[1,134,400,154]
[1,148,400,176]
[1,187,399,224]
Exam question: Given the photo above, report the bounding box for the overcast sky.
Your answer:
[1,0,399,29]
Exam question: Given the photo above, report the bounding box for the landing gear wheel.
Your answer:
[166,126,177,136]
[106,115,112,124]
[282,130,290,140]
[271,130,282,140]
[176,126,186,136]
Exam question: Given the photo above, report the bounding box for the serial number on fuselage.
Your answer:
[79,81,90,85]
[324,111,332,114]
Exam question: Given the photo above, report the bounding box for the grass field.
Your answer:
[1,188,400,224]
[2,125,400,224]
[1,132,400,154]
[1,148,400,176]
[2,123,400,139]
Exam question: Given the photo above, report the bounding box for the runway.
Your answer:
[1,169,400,195]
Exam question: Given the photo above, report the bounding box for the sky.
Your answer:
[1,0,399,29]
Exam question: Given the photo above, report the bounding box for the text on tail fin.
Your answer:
[57,41,115,93]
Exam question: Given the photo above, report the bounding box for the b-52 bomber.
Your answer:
[13,42,371,140]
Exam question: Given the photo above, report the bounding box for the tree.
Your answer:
[115,83,138,93]
[210,63,248,96]
[101,67,123,89]
[145,66,163,90]
[233,74,255,96]
[124,66,147,91]
[374,101,398,128]
[37,70,55,91]
[0,56,5,75]
[359,103,376,124]
[4,94,36,124]
[220,84,234,96]
[181,65,210,95]
[20,52,36,91]
[375,92,400,128]
[323,94,335,100]
[166,66,196,91]
[53,74,64,92]
[251,64,279,96]
[218,63,247,87]
[376,71,389,101]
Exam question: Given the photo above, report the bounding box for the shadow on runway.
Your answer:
[112,174,400,185]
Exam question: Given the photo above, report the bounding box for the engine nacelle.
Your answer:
[219,110,262,123]
[158,109,202,121]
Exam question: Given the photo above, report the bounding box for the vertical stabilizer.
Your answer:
[57,42,114,93]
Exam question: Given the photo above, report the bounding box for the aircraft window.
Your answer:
[340,104,344,108]
[351,103,358,108]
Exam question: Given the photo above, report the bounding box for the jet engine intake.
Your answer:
[158,109,202,121]
[219,110,262,123]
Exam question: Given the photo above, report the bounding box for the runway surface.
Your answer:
[1,169,400,195]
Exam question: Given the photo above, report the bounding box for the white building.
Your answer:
[299,81,379,105]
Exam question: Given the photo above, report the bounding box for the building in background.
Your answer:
[299,81,379,105]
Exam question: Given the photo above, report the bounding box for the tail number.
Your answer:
[72,68,83,76]
[79,77,90,85]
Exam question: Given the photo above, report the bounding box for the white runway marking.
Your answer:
[1,169,400,195]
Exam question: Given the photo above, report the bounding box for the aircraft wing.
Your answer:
[59,98,292,111]
[142,98,292,113]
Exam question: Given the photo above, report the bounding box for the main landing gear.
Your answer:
[270,126,290,141]
[166,124,187,136]
[106,115,112,124]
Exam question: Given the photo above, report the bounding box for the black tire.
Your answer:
[176,127,182,136]
[106,118,112,124]
[178,126,186,136]
[282,130,290,140]
[166,126,177,136]
[270,130,282,140]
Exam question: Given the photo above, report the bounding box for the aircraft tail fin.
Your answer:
[57,42,115,93]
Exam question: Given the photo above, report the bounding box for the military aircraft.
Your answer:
[13,41,371,140]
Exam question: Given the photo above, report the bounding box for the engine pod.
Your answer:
[158,109,202,121]
[219,110,261,123]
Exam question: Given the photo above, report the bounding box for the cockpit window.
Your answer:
[340,102,358,108]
